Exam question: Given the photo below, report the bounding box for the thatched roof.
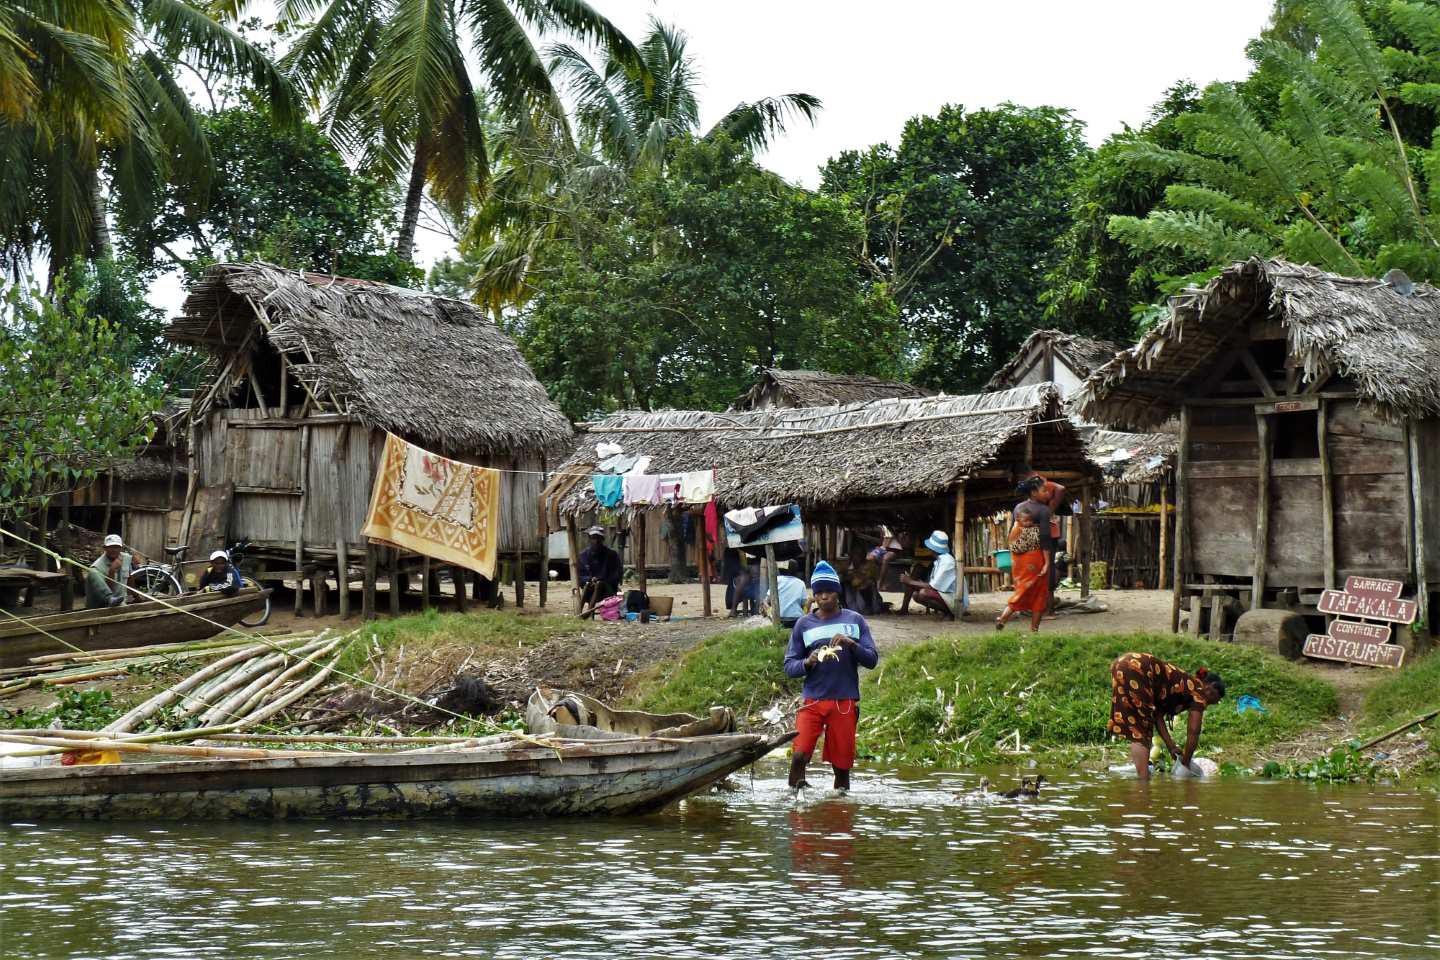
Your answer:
[552,383,1090,518]
[1078,258,1440,430]
[986,330,1129,391]
[168,263,573,455]
[1087,430,1176,484]
[731,368,932,410]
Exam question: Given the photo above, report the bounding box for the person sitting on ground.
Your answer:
[577,526,622,617]
[84,534,133,609]
[900,530,958,619]
[783,560,880,796]
[843,551,884,615]
[1107,652,1226,780]
[996,496,1050,633]
[866,526,904,589]
[766,561,808,628]
[197,549,243,597]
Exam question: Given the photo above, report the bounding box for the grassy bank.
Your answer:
[630,629,1341,766]
[335,608,583,677]
[1360,650,1440,778]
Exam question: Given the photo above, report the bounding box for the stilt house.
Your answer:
[1078,258,1440,638]
[166,263,573,615]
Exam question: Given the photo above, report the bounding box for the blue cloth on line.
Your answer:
[592,474,624,508]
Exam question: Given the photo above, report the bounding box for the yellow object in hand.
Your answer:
[815,645,840,663]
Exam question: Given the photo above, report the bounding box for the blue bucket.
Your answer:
[994,549,1013,571]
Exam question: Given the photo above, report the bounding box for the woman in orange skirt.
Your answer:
[996,502,1050,632]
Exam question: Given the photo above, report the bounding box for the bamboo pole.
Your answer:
[104,640,280,733]
[0,732,339,760]
[236,649,345,727]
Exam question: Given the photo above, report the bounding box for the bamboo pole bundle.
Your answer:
[199,636,335,726]
[27,633,313,666]
[234,645,348,729]
[105,640,282,733]
[229,636,343,721]
[175,650,291,719]
[0,731,345,760]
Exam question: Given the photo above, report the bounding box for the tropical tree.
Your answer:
[461,17,821,310]
[0,0,298,276]
[1108,0,1440,296]
[279,0,640,262]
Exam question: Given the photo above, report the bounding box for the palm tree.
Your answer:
[0,0,299,276]
[462,17,821,310]
[549,18,821,174]
[280,0,639,263]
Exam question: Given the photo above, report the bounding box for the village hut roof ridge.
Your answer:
[985,329,1130,392]
[730,367,933,409]
[1076,258,1440,431]
[554,382,1077,514]
[167,262,573,455]
[1086,429,1177,484]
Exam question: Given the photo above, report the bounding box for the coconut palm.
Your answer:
[280,0,639,262]
[0,0,299,275]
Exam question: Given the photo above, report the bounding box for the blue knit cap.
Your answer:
[810,560,841,593]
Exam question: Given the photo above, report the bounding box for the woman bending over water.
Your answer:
[1107,652,1226,779]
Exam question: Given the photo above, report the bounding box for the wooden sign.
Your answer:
[723,504,803,550]
[1328,619,1392,645]
[1303,634,1405,669]
[1256,397,1319,415]
[1317,589,1417,624]
[1343,576,1404,601]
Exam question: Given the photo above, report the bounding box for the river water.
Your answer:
[2,764,1436,959]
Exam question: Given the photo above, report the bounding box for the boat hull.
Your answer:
[0,589,271,669]
[0,732,795,821]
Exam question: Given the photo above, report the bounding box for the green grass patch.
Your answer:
[861,633,1338,765]
[1360,650,1440,780]
[632,625,795,719]
[336,608,584,678]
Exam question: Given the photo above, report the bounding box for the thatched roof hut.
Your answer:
[550,383,1091,525]
[1087,429,1177,485]
[167,263,573,614]
[730,368,933,411]
[986,329,1128,398]
[170,263,572,455]
[1075,257,1440,642]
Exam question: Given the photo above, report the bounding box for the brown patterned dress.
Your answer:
[1107,652,1204,743]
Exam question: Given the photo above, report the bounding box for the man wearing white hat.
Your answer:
[899,530,959,620]
[84,534,133,609]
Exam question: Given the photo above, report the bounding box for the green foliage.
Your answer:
[3,688,120,730]
[514,136,901,419]
[1361,648,1440,730]
[1262,746,1380,782]
[119,104,419,287]
[856,633,1337,765]
[821,103,1089,390]
[336,608,584,678]
[0,275,162,507]
[633,625,796,717]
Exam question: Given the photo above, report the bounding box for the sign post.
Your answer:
[1304,576,1413,669]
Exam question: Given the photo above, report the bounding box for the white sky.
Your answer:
[151,0,1274,308]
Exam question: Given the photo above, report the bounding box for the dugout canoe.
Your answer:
[525,685,736,739]
[0,730,796,820]
[0,588,271,670]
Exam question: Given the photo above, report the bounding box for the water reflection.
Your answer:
[1,765,1436,959]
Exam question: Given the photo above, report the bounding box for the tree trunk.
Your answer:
[667,506,688,583]
[89,173,113,260]
[395,139,430,262]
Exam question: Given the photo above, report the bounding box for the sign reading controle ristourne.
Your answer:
[1304,576,1413,670]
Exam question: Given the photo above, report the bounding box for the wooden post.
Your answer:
[178,417,201,549]
[566,519,582,614]
[335,538,350,618]
[635,513,647,593]
[1408,423,1430,632]
[1079,483,1092,599]
[699,511,712,618]
[1188,595,1203,636]
[101,472,114,537]
[952,482,966,614]
[1209,595,1226,641]
[362,542,377,620]
[58,492,73,611]
[1319,400,1336,592]
[294,424,311,617]
[1170,406,1191,633]
[1251,413,1272,609]
[312,563,327,617]
[453,565,467,612]
[512,549,524,607]
[1157,481,1170,592]
[421,556,432,610]
[765,543,781,626]
[388,546,401,616]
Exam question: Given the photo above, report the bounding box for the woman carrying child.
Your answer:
[996,479,1051,633]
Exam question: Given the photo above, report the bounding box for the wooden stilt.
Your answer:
[421,557,432,611]
[335,539,350,619]
[362,542,377,620]
[453,565,467,612]
[635,513,647,593]
[1408,423,1430,632]
[1079,483,1092,598]
[294,425,311,617]
[1171,406,1191,633]
[1157,482,1170,591]
[566,520,582,615]
[952,483,966,614]
[512,549,524,607]
[1251,413,1273,609]
[699,511,713,618]
[1319,401,1336,593]
[388,547,401,616]
[765,544,781,626]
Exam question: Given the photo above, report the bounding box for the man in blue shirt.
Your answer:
[783,560,880,795]
[765,561,807,627]
[900,530,959,619]
[197,550,243,596]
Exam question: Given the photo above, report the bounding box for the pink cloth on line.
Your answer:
[623,473,661,505]
[657,474,684,504]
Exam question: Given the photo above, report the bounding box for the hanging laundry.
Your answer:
[630,456,652,475]
[623,473,660,505]
[657,473,684,504]
[592,474,624,508]
[362,432,501,579]
[680,470,716,504]
[595,442,624,459]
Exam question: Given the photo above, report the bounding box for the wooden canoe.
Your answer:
[0,730,796,820]
[525,685,736,739]
[0,588,271,669]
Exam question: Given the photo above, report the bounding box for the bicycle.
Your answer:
[131,540,271,627]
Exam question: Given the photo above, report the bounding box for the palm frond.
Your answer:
[705,92,821,152]
[548,41,635,164]
[462,0,567,126]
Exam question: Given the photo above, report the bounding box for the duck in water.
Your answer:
[998,775,1046,800]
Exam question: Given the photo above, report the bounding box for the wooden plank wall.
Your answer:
[1418,417,1440,583]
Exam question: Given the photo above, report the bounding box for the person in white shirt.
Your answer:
[766,562,808,627]
[900,530,959,620]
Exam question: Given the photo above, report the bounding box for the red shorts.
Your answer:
[794,698,859,770]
